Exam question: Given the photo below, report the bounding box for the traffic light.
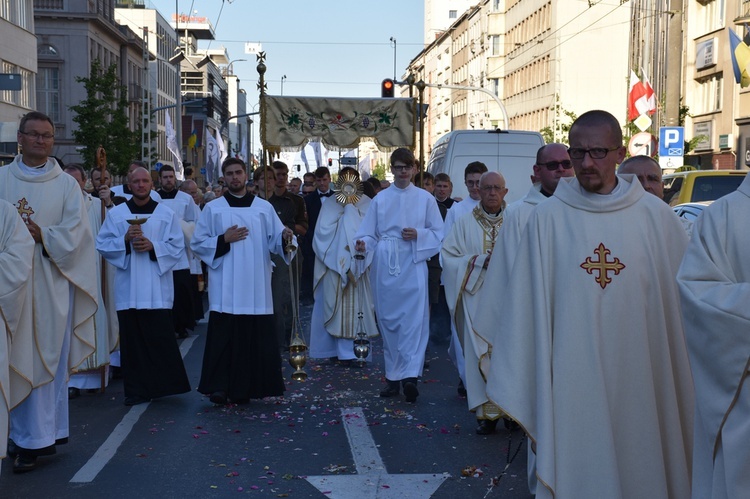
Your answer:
[381,78,395,98]
[328,158,333,167]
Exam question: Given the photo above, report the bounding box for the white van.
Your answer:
[426,129,545,204]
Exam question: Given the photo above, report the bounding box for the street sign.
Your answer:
[658,126,685,168]
[0,74,22,91]
[155,161,163,171]
[340,157,357,166]
[628,132,657,157]
[200,168,207,175]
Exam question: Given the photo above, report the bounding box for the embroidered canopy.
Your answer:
[261,95,416,154]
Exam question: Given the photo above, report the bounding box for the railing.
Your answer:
[34,0,64,10]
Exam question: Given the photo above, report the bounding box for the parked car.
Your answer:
[672,201,712,221]
[662,170,747,206]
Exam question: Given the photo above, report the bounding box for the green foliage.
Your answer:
[371,160,388,180]
[540,95,577,144]
[70,60,141,176]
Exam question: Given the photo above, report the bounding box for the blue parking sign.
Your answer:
[659,127,684,157]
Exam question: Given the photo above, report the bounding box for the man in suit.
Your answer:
[300,167,332,303]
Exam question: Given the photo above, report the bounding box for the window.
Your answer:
[693,74,722,114]
[695,0,725,34]
[449,10,457,19]
[491,35,500,56]
[491,0,501,12]
[490,78,500,96]
[37,67,60,123]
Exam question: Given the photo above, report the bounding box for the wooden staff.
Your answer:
[95,146,108,391]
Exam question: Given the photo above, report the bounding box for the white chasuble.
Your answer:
[354,183,444,380]
[677,174,750,499]
[0,200,34,459]
[441,205,503,419]
[485,176,694,499]
[191,194,294,315]
[0,157,97,388]
[309,195,377,359]
[96,202,185,310]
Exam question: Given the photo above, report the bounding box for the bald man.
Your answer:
[441,171,508,435]
[618,155,664,199]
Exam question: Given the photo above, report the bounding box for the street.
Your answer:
[1,305,531,499]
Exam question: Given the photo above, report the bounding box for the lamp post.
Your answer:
[281,74,287,96]
[389,37,397,81]
[225,58,247,75]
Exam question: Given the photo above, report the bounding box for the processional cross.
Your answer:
[580,242,625,289]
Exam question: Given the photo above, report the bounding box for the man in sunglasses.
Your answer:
[484,110,693,498]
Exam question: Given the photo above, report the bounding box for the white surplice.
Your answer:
[441,205,503,419]
[677,174,750,499]
[309,195,377,361]
[96,202,185,310]
[0,200,34,459]
[354,183,443,380]
[485,176,694,499]
[190,194,293,315]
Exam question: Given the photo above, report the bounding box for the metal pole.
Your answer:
[281,75,286,96]
[664,0,683,126]
[416,80,426,183]
[390,37,397,81]
[428,82,509,130]
[174,0,182,170]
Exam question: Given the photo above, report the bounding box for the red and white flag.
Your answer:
[628,70,656,121]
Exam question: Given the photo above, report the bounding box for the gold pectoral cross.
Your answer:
[580,243,625,289]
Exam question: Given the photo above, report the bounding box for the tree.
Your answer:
[70,60,141,176]
[540,95,577,144]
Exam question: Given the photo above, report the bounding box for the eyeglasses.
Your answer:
[391,164,412,171]
[480,185,506,192]
[465,180,480,187]
[19,131,54,141]
[538,160,573,171]
[567,146,619,160]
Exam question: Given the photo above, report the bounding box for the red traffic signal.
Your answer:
[381,78,395,98]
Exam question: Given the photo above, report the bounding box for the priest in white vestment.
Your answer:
[63,164,119,395]
[0,200,34,473]
[475,143,573,493]
[355,148,443,403]
[0,111,97,473]
[484,111,693,498]
[677,173,750,499]
[441,172,506,435]
[191,158,294,405]
[442,162,487,390]
[309,167,378,363]
[96,168,190,406]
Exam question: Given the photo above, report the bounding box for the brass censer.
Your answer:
[352,250,370,366]
[286,236,307,380]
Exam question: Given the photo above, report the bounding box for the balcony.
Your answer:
[34,0,64,9]
[115,0,145,7]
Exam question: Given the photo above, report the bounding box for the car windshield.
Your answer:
[691,176,745,202]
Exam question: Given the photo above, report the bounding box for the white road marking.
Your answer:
[306,407,450,498]
[69,335,197,483]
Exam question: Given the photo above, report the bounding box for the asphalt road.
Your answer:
[1,304,531,499]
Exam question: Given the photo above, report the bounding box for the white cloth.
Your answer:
[485,176,694,499]
[191,195,294,315]
[0,200,34,459]
[677,174,750,499]
[111,185,162,202]
[158,189,198,270]
[96,202,185,310]
[443,197,479,241]
[69,193,119,388]
[354,183,443,380]
[441,205,503,419]
[309,196,377,361]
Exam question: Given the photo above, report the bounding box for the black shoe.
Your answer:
[457,379,467,397]
[209,391,228,405]
[124,395,150,406]
[379,382,400,398]
[13,455,37,474]
[7,439,18,458]
[68,387,80,400]
[55,437,68,446]
[476,419,498,435]
[403,381,419,403]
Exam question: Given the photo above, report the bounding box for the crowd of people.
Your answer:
[1,109,749,499]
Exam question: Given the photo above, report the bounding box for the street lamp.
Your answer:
[389,37,397,81]
[225,58,247,75]
[281,74,287,96]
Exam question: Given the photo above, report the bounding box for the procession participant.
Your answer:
[1,111,97,473]
[301,166,333,303]
[191,158,294,405]
[157,164,198,338]
[484,110,693,498]
[180,179,206,321]
[618,155,664,198]
[354,148,443,402]
[474,143,573,494]
[441,171,507,435]
[677,173,750,499]
[434,173,455,210]
[96,167,190,406]
[111,160,162,202]
[0,200,34,474]
[309,167,377,364]
[89,166,117,206]
[63,164,118,397]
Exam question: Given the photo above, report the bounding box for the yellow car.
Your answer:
[662,170,747,206]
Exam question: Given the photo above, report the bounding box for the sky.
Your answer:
[145,0,425,104]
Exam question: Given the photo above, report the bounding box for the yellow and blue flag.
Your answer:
[187,129,197,149]
[729,26,750,87]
